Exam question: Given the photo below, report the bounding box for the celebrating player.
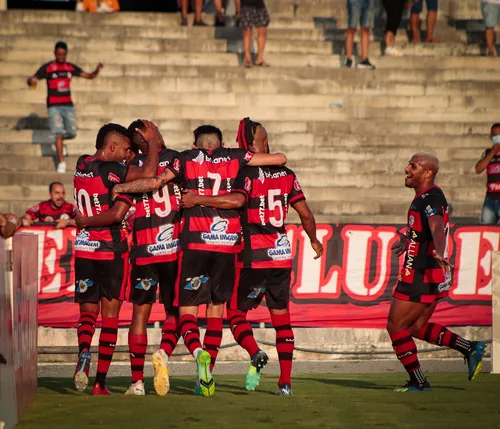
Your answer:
[387,152,486,392]
[72,121,160,395]
[111,124,287,396]
[181,118,323,396]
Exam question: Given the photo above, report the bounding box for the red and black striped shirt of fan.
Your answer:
[127,148,182,265]
[73,155,133,260]
[232,165,305,269]
[25,200,76,223]
[394,186,451,304]
[479,147,500,199]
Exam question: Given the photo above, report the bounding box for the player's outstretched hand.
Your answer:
[311,239,323,259]
[391,230,408,257]
[134,120,161,147]
[432,249,454,273]
[180,189,199,209]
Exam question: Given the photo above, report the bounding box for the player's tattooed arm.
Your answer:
[428,215,454,272]
[75,201,130,228]
[248,152,287,167]
[291,200,323,259]
[180,190,246,209]
[112,169,174,201]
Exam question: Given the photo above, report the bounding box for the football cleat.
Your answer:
[466,341,486,381]
[91,382,112,396]
[245,350,269,391]
[74,350,91,392]
[394,379,431,392]
[195,350,215,396]
[276,383,293,396]
[152,349,170,396]
[125,380,145,396]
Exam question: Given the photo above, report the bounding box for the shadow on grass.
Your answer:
[300,377,393,391]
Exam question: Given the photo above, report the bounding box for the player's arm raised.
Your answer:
[429,215,453,272]
[124,120,160,182]
[75,201,130,229]
[248,152,287,167]
[181,189,246,210]
[292,200,323,259]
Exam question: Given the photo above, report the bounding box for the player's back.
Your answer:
[234,165,306,269]
[129,148,182,265]
[173,146,254,253]
[73,154,131,259]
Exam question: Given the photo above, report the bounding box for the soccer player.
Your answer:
[27,41,103,173]
[388,152,486,392]
[111,124,287,396]
[180,118,323,396]
[72,121,160,395]
[22,182,77,229]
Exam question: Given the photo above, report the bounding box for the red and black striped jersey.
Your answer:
[34,61,83,107]
[482,148,500,199]
[397,186,450,289]
[168,147,254,253]
[232,165,305,269]
[73,155,131,260]
[25,200,76,222]
[127,148,182,265]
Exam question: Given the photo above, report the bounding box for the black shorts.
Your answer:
[74,253,129,303]
[230,267,291,312]
[393,280,450,304]
[174,250,236,307]
[129,261,178,309]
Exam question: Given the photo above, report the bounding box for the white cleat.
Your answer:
[152,349,170,396]
[125,380,145,396]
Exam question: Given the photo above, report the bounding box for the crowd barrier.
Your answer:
[0,233,38,429]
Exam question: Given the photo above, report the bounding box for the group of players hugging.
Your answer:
[71,118,486,397]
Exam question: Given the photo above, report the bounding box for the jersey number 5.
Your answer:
[268,189,284,227]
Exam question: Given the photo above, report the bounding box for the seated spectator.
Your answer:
[345,0,376,69]
[409,0,438,42]
[0,213,20,239]
[475,123,500,224]
[76,0,120,12]
[241,0,270,67]
[482,0,500,57]
[22,182,77,229]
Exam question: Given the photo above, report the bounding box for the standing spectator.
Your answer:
[382,0,406,56]
[345,0,376,69]
[241,0,270,67]
[409,0,438,42]
[27,41,103,173]
[213,0,241,26]
[22,182,77,229]
[180,0,207,26]
[482,0,500,57]
[0,213,20,239]
[475,123,500,224]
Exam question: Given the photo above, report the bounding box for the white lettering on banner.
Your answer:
[342,228,396,299]
[452,229,500,299]
[43,229,65,294]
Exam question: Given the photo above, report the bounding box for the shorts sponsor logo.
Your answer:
[268,234,292,261]
[438,272,452,293]
[184,275,209,291]
[76,278,94,293]
[74,230,100,251]
[148,224,179,256]
[247,287,266,299]
[135,278,157,291]
[108,172,121,183]
[201,217,238,246]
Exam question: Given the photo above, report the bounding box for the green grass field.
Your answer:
[18,374,500,429]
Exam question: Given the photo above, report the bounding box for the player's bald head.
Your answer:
[411,152,440,176]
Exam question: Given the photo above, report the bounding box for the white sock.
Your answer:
[193,347,202,359]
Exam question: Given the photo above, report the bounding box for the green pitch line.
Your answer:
[18,374,500,429]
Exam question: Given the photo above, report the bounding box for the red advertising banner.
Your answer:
[21,224,496,328]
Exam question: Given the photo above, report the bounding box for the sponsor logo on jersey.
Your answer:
[244,177,252,193]
[244,151,253,162]
[408,215,415,227]
[173,158,181,172]
[425,205,437,218]
[74,229,101,251]
[74,171,94,178]
[294,179,302,192]
[147,224,179,256]
[258,168,265,184]
[135,278,157,291]
[108,172,121,183]
[247,287,266,299]
[76,278,94,293]
[184,275,209,291]
[193,152,204,165]
[489,165,500,174]
[267,233,292,260]
[201,217,239,246]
